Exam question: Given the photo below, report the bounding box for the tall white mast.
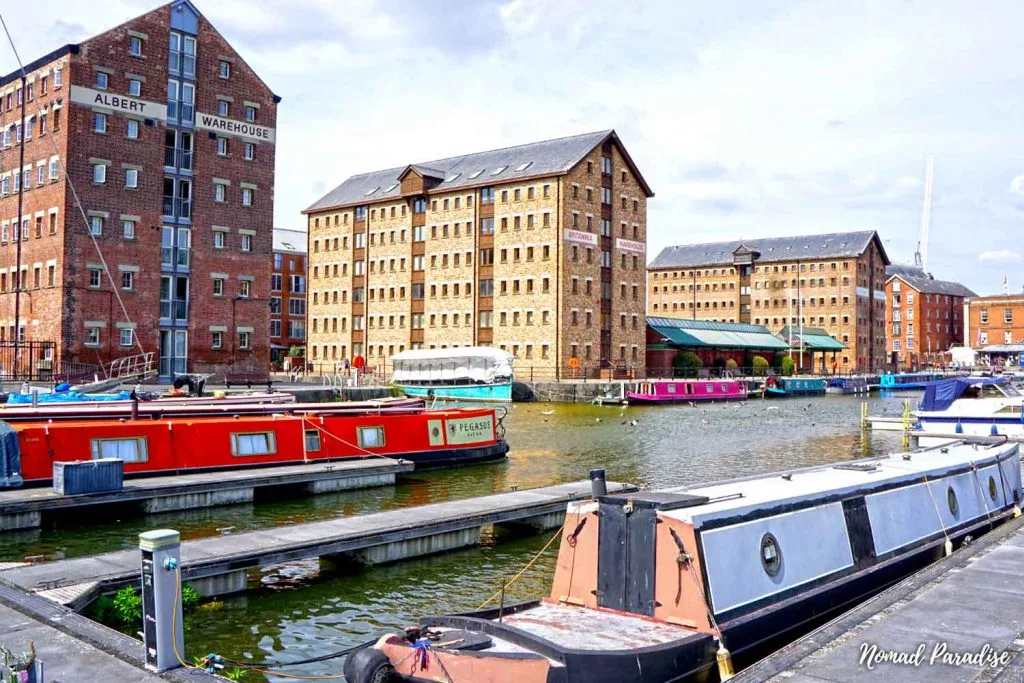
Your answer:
[915,156,934,272]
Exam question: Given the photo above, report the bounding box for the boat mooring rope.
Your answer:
[477,518,567,610]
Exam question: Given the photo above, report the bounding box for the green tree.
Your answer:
[781,356,796,376]
[725,359,738,371]
[751,356,769,377]
[673,351,702,378]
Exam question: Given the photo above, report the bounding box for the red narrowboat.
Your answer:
[2,405,508,487]
[626,379,745,405]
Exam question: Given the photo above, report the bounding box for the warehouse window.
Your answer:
[231,432,277,457]
[91,437,148,463]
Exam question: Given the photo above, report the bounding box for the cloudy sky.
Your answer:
[2,0,1021,294]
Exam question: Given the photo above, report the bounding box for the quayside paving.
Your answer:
[0,479,633,611]
[0,582,215,682]
[734,514,1024,683]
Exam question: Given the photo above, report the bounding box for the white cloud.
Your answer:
[978,249,1022,263]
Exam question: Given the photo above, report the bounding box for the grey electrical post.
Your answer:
[139,529,183,672]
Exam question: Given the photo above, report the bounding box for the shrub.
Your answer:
[781,356,796,376]
[751,356,769,376]
[673,351,702,378]
[113,586,142,626]
[725,359,738,371]
[181,584,201,610]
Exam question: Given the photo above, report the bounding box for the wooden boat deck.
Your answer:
[733,514,1024,683]
[0,479,634,604]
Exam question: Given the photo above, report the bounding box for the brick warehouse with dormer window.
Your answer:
[0,0,278,380]
[303,130,653,380]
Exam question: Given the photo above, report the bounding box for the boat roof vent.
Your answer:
[833,462,880,473]
[599,491,711,511]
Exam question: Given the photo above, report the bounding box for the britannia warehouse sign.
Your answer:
[70,85,167,120]
[196,112,276,143]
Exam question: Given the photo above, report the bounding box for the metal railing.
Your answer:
[159,299,189,320]
[0,340,58,382]
[161,196,192,220]
[108,351,156,379]
[164,147,193,171]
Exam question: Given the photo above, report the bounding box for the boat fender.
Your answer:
[343,647,395,683]
[955,423,963,434]
[716,641,735,681]
[991,424,999,436]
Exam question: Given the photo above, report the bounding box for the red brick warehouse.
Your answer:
[0,0,279,380]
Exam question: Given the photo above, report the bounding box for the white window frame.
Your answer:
[91,436,148,462]
[241,234,252,252]
[94,113,107,134]
[93,164,106,184]
[121,271,134,291]
[238,331,251,350]
[123,220,135,239]
[90,216,104,235]
[241,188,253,206]
[125,168,138,189]
[212,330,223,349]
[96,71,108,90]
[230,431,276,457]
[243,143,254,160]
[128,78,142,97]
[119,328,133,347]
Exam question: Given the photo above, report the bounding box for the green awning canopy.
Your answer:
[648,317,790,351]
[778,326,846,351]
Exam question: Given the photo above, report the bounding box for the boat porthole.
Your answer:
[947,487,959,518]
[989,476,998,502]
[760,533,782,577]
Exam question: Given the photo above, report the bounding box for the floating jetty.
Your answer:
[0,479,634,611]
[734,514,1024,682]
[0,457,413,531]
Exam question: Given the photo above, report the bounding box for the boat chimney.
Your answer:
[590,468,607,498]
[131,395,139,422]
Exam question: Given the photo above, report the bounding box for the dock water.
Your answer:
[0,479,633,610]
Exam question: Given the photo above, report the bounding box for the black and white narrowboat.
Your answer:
[345,440,1022,683]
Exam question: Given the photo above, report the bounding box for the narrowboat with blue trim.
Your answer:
[879,372,944,390]
[391,348,514,403]
[825,376,869,395]
[755,376,826,398]
[0,403,508,488]
[346,441,1021,683]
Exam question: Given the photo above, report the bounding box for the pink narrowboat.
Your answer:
[626,379,746,404]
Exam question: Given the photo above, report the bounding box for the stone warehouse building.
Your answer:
[0,0,278,379]
[303,130,653,378]
[885,264,974,368]
[647,231,890,372]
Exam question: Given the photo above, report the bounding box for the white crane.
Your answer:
[914,156,934,273]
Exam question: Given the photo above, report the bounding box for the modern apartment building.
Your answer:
[303,130,653,378]
[647,231,890,371]
[885,264,974,367]
[271,228,307,365]
[0,0,278,379]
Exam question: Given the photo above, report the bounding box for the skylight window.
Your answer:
[445,173,461,183]
[385,183,399,192]
[516,161,533,171]
[468,169,484,179]
[491,166,507,176]
[364,186,379,196]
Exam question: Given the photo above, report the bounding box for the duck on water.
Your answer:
[345,440,1023,683]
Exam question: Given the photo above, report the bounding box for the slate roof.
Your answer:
[649,231,889,269]
[778,325,846,350]
[304,130,653,212]
[888,273,975,298]
[647,317,789,350]
[886,263,928,279]
[273,228,307,254]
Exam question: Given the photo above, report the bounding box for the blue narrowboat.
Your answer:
[825,376,870,395]
[879,372,944,390]
[391,347,514,403]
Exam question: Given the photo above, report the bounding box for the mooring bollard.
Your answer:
[139,529,183,673]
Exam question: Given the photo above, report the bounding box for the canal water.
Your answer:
[2,393,914,680]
